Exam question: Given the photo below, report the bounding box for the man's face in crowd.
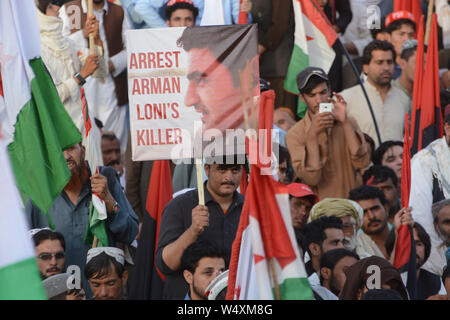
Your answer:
[322,228,346,253]
[363,49,395,87]
[386,23,415,56]
[205,164,242,198]
[36,239,65,279]
[371,179,398,211]
[166,9,195,27]
[88,263,127,300]
[185,48,242,133]
[413,227,426,269]
[184,257,225,300]
[277,160,291,185]
[323,255,359,296]
[289,196,313,230]
[444,121,450,146]
[101,137,122,173]
[399,50,416,83]
[381,145,403,180]
[340,215,358,250]
[274,109,295,132]
[434,205,450,246]
[63,144,85,176]
[300,81,330,115]
[358,198,388,235]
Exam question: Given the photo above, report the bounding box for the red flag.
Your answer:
[393,114,417,299]
[417,14,443,150]
[410,15,424,151]
[394,0,422,24]
[239,165,248,195]
[401,113,411,208]
[238,0,248,24]
[145,160,173,280]
[128,160,173,299]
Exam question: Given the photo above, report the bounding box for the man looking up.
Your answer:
[286,67,370,199]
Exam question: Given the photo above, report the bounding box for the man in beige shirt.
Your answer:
[286,67,371,200]
[340,40,411,147]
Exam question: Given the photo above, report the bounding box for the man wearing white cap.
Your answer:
[85,247,128,300]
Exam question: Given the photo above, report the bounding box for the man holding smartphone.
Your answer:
[286,67,371,200]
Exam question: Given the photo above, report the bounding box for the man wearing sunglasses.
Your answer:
[32,229,66,280]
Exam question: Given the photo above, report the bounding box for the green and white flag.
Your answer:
[0,132,46,300]
[0,0,82,221]
[284,0,338,118]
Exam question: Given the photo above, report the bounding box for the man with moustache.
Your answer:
[349,185,413,260]
[25,143,138,298]
[340,40,410,147]
[156,156,244,299]
[32,229,67,280]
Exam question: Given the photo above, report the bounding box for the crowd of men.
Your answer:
[24,0,450,300]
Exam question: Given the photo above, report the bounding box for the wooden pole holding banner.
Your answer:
[87,0,95,55]
[424,0,434,45]
[196,158,205,205]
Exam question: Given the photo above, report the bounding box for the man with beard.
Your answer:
[101,132,125,188]
[386,222,447,300]
[319,248,360,298]
[409,107,450,276]
[300,216,345,300]
[349,185,413,260]
[181,240,226,300]
[431,200,450,276]
[156,157,244,299]
[32,229,66,280]
[25,143,139,298]
[340,40,410,147]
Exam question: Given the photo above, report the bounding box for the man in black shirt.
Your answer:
[155,158,244,299]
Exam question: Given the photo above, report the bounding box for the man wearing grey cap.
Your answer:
[393,39,417,99]
[286,67,370,200]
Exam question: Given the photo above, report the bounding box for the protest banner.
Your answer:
[126,24,260,162]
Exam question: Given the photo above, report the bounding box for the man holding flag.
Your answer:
[25,143,139,298]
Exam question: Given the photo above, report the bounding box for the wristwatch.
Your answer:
[74,72,86,86]
[112,201,119,213]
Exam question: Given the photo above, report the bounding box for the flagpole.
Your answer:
[268,258,281,300]
[424,0,434,45]
[336,39,382,146]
